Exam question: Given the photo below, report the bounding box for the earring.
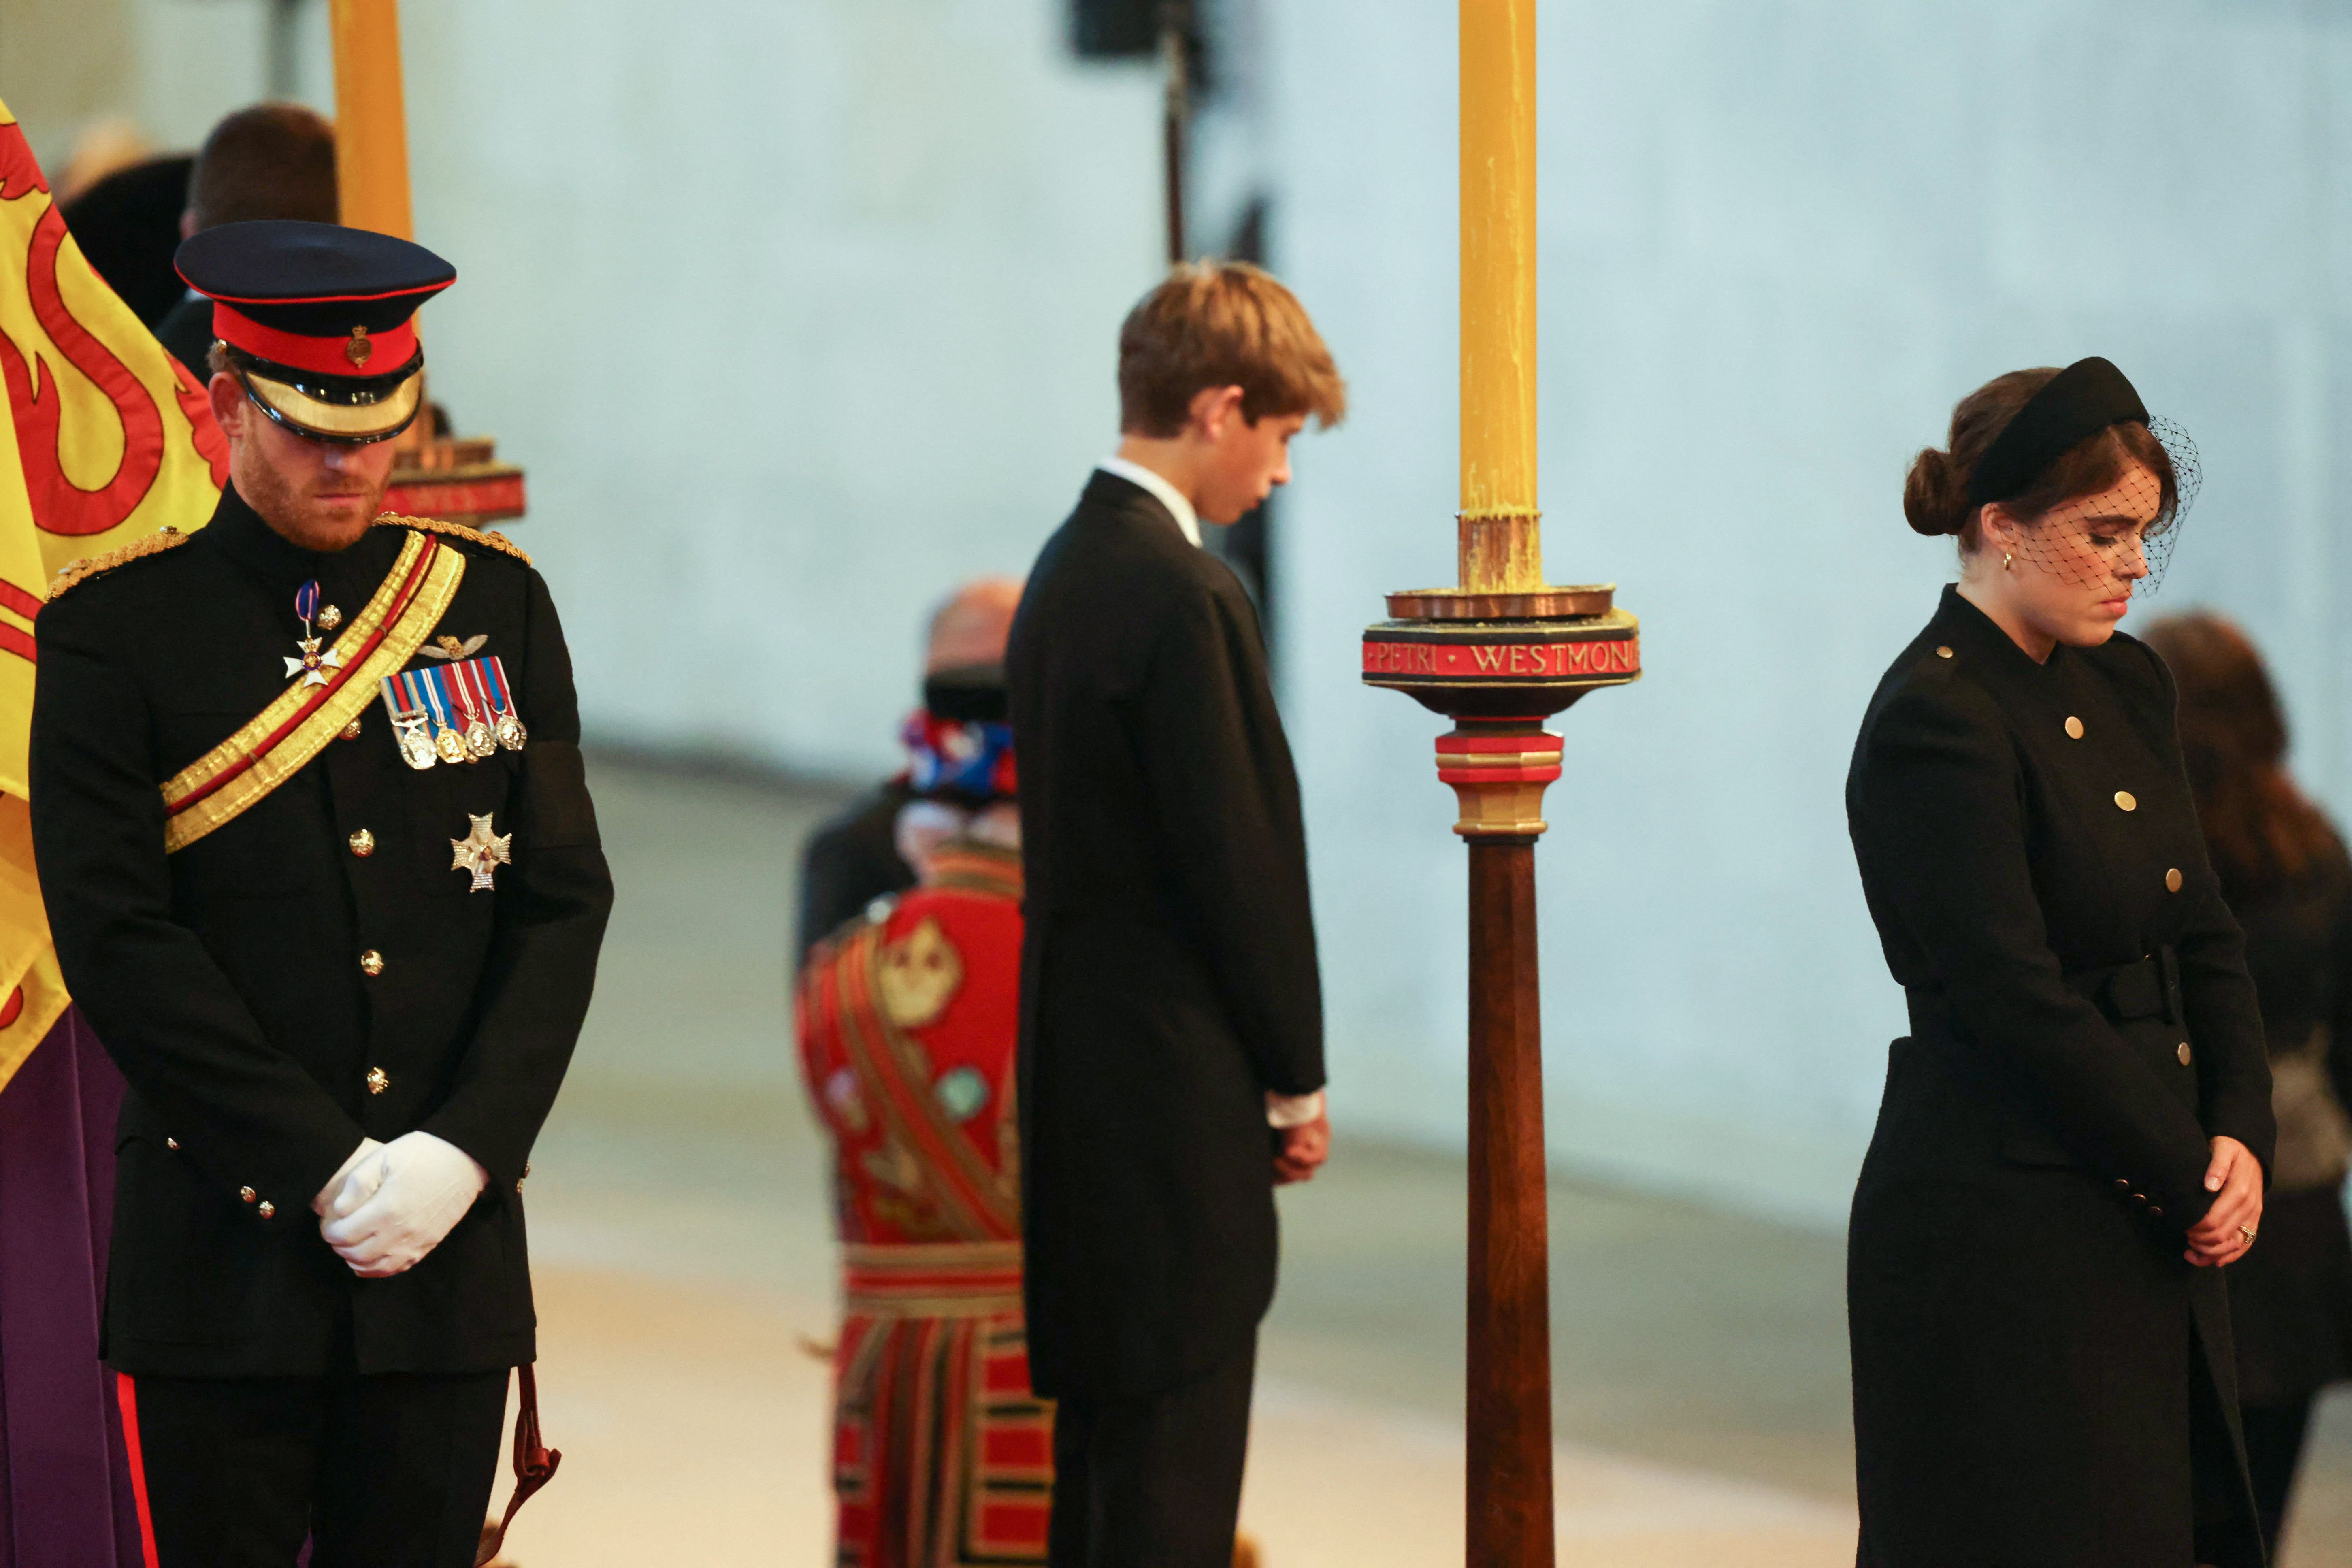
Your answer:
[2003,552,2014,572]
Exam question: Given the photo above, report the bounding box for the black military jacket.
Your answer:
[30,486,612,1378]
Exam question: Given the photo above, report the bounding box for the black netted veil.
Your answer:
[1966,358,2200,599]
[1996,417,2198,599]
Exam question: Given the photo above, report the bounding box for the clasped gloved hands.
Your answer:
[314,1131,489,1278]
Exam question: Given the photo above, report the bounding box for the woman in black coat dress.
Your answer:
[2143,611,2352,1557]
[1847,358,2277,1568]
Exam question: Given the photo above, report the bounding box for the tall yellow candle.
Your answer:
[1457,0,1540,592]
[329,0,415,241]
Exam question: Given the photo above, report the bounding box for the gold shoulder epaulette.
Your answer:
[47,528,196,602]
[371,512,533,567]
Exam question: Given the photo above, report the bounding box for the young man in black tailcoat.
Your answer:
[1008,262,1346,1565]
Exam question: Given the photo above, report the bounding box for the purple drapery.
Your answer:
[0,1006,143,1568]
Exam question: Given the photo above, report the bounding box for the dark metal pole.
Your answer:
[1158,0,1189,263]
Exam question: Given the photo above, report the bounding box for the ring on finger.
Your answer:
[2239,1225,2258,1244]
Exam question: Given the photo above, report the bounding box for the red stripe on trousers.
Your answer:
[115,1373,162,1568]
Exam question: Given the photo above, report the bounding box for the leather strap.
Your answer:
[473,1365,560,1567]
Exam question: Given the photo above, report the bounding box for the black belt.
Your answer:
[1905,944,2182,1032]
[2067,944,2182,1027]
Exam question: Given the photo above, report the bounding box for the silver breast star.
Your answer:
[450,813,513,893]
[283,636,345,687]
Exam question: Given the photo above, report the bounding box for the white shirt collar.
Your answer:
[1096,456,1202,548]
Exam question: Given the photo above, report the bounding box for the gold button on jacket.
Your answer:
[2114,791,2137,812]
[359,949,385,977]
[2065,716,2084,739]
[2166,868,2183,893]
[349,828,375,858]
[365,1066,389,1095]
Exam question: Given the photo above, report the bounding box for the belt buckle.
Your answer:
[2157,945,2183,1025]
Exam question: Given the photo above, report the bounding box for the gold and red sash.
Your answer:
[160,530,466,853]
[827,910,1022,1241]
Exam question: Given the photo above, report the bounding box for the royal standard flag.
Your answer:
[0,98,227,1089]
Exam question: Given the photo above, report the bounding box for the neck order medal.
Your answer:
[283,580,345,687]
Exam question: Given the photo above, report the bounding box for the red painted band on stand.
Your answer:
[1439,765,1564,785]
[1363,637,1640,678]
[1435,732,1563,754]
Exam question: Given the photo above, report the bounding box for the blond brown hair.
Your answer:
[1117,262,1347,437]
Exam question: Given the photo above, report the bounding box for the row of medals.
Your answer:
[391,695,526,772]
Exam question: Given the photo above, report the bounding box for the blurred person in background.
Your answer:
[151,103,338,377]
[60,152,196,327]
[2144,611,2352,1557]
[1846,359,2273,1568]
[54,116,153,204]
[795,577,1023,969]
[796,668,1052,1565]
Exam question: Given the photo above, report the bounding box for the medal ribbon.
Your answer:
[451,660,491,732]
[417,666,458,735]
[483,656,517,719]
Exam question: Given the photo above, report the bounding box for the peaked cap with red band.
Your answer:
[175,219,455,444]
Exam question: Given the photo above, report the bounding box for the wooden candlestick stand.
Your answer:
[329,0,526,530]
[1360,4,1640,1562]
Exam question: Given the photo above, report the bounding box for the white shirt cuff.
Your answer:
[1265,1089,1325,1129]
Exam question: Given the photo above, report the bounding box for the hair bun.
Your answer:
[1903,446,1964,537]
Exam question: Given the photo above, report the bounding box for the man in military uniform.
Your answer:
[29,220,611,1566]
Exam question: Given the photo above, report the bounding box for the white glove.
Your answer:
[312,1137,386,1218]
[318,1131,488,1278]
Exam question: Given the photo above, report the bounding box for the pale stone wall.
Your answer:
[1267,0,2352,1220]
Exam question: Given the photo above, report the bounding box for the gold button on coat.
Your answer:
[1935,646,1954,659]
[165,1137,179,1151]
[2114,791,2137,812]
[2064,716,2084,739]
[258,1200,275,1219]
[2166,868,2183,892]
[239,1185,256,1203]
[340,716,363,741]
[366,1066,389,1095]
[2178,1041,2192,1065]
[349,829,375,858]
[359,949,384,977]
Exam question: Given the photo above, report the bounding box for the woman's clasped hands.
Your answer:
[2184,1135,2263,1268]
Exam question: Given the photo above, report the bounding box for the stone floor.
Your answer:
[484,752,2352,1564]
